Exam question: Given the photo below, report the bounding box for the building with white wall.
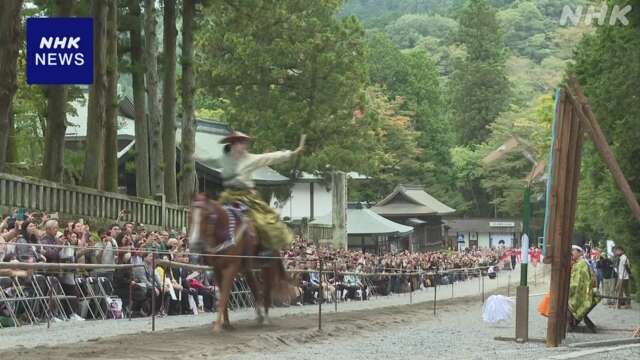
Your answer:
[444,218,522,249]
[270,172,366,221]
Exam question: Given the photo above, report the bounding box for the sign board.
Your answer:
[489,221,515,227]
[26,17,93,84]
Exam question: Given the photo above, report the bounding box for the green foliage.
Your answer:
[63,149,85,184]
[571,0,640,297]
[385,13,457,48]
[450,0,511,145]
[197,0,370,173]
[498,1,549,62]
[349,87,424,201]
[340,0,460,21]
[479,94,553,217]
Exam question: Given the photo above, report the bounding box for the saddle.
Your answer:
[209,203,249,254]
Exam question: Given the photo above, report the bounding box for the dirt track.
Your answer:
[1,297,466,360]
[2,267,638,360]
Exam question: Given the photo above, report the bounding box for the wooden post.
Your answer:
[331,171,347,250]
[545,88,585,347]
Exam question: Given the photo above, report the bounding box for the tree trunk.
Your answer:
[162,0,177,203]
[128,0,150,197]
[102,0,119,192]
[145,0,164,196]
[42,0,73,183]
[0,0,23,173]
[180,0,196,204]
[82,0,108,189]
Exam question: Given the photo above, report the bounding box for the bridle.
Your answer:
[190,198,247,255]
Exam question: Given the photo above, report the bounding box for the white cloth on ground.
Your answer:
[482,295,514,325]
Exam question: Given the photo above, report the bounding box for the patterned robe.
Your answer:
[569,258,600,320]
[218,149,295,251]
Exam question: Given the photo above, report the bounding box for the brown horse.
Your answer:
[188,193,286,332]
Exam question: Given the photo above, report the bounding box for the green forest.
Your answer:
[0,0,638,284]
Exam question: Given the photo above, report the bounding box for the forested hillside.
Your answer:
[342,0,589,220]
[341,0,639,279]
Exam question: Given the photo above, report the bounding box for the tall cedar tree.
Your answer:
[128,0,151,197]
[82,0,108,189]
[180,0,196,204]
[0,0,23,172]
[42,0,73,182]
[450,0,510,145]
[162,0,178,203]
[144,0,164,196]
[197,0,369,173]
[103,0,119,191]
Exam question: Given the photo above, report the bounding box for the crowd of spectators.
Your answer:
[281,236,507,305]
[1,210,510,323]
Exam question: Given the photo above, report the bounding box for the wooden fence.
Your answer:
[0,172,189,231]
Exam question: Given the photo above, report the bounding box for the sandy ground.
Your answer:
[1,265,638,360]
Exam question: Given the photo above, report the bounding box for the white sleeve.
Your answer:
[245,150,294,170]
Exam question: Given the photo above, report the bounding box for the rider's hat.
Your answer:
[219,131,252,144]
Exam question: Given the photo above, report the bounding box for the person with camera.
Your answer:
[16,220,46,263]
[0,217,21,262]
[95,226,119,283]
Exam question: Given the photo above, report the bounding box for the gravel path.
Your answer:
[1,265,638,360]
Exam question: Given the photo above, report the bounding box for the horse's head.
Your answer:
[188,193,219,255]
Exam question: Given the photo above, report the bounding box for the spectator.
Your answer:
[40,219,61,263]
[614,246,632,309]
[16,221,43,263]
[130,252,162,316]
[596,253,615,305]
[95,227,118,283]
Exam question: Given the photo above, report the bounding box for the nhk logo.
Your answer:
[36,37,85,66]
[560,4,633,26]
[26,17,93,84]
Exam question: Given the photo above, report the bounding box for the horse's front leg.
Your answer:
[214,266,237,333]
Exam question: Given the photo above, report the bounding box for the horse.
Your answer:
[188,193,287,332]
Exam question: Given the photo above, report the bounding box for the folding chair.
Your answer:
[0,277,21,327]
[12,275,52,323]
[30,274,61,321]
[8,276,37,325]
[363,276,377,297]
[229,277,254,310]
[46,276,77,320]
[75,277,106,320]
[96,277,124,319]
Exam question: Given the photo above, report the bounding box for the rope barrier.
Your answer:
[0,262,144,271]
[0,241,507,264]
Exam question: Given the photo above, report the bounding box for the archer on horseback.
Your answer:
[218,131,305,257]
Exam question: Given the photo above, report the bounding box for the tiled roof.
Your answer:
[371,185,455,216]
[311,203,413,235]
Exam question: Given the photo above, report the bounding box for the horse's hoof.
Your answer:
[256,315,265,325]
[263,316,272,326]
[222,323,234,331]
[213,324,223,334]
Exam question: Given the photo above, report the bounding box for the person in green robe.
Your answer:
[218,131,304,255]
[568,245,600,321]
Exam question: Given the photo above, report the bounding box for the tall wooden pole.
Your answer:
[545,89,584,347]
[331,171,347,249]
